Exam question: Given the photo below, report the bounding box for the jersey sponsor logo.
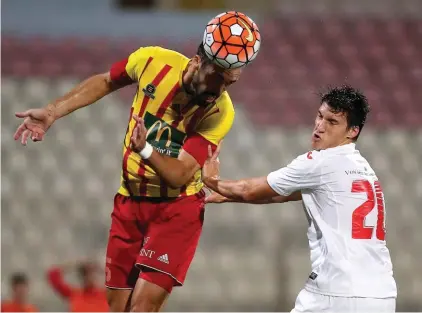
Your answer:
[144,112,186,157]
[140,248,156,259]
[157,254,169,264]
[344,169,376,176]
[142,83,156,99]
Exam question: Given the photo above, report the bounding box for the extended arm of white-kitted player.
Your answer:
[205,190,302,204]
[203,175,286,202]
[202,146,320,202]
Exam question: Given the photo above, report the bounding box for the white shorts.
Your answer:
[291,289,396,313]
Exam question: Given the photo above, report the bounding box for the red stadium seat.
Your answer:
[1,18,421,127]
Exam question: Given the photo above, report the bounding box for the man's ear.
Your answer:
[347,126,360,140]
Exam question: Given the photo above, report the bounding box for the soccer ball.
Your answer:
[202,11,261,69]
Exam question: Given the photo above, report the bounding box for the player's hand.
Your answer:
[130,115,147,153]
[14,108,56,145]
[202,141,222,183]
[183,57,200,88]
[205,191,228,203]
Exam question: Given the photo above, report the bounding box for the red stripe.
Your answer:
[186,107,206,135]
[156,82,180,118]
[136,64,172,196]
[139,64,172,118]
[138,163,149,196]
[171,103,194,128]
[141,57,154,77]
[124,107,135,148]
[121,106,135,196]
[171,118,181,128]
[122,147,133,197]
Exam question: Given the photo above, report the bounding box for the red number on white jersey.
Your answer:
[351,179,386,240]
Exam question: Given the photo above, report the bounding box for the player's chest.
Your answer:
[137,82,203,157]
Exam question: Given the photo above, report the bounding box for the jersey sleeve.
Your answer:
[267,151,324,196]
[182,95,235,166]
[110,46,157,85]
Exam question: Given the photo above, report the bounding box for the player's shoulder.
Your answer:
[130,46,189,67]
[294,148,357,173]
[215,91,235,115]
[296,150,324,163]
[290,150,327,173]
[152,46,189,62]
[206,91,235,122]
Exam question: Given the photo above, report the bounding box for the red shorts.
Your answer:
[105,191,205,289]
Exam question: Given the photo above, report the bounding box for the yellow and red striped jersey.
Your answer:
[110,46,235,198]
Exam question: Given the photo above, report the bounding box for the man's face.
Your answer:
[189,59,242,106]
[311,103,358,150]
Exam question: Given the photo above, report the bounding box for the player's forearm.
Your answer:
[222,196,285,204]
[220,193,301,204]
[204,177,253,201]
[147,151,194,189]
[204,176,302,203]
[46,73,116,121]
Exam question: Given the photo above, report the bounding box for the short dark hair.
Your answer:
[197,43,213,65]
[10,273,28,287]
[320,85,370,140]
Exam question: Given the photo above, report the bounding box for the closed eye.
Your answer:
[326,118,339,125]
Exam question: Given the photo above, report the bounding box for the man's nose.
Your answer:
[315,120,326,132]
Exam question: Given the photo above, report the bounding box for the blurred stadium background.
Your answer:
[1,0,422,311]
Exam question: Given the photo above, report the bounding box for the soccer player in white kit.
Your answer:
[202,86,397,312]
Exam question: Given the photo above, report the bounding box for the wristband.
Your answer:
[139,142,153,159]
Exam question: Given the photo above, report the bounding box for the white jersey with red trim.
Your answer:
[267,143,397,298]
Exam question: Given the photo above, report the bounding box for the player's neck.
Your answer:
[338,138,354,146]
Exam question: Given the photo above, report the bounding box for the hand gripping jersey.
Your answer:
[110,46,235,198]
[267,143,397,298]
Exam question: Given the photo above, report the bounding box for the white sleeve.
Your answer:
[267,153,323,196]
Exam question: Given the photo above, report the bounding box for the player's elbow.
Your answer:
[166,164,197,189]
[166,174,191,189]
[167,180,184,189]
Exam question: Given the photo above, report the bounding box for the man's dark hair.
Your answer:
[320,85,370,140]
[10,272,28,287]
[197,43,213,65]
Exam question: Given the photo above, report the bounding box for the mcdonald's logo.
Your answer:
[146,120,172,148]
[144,112,186,158]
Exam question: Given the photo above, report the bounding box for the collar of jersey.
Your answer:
[321,143,356,155]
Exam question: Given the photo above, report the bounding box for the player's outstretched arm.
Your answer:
[201,144,300,202]
[14,72,121,145]
[205,191,301,204]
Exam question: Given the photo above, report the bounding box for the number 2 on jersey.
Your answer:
[351,180,386,240]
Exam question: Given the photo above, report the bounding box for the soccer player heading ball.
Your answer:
[14,12,260,312]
